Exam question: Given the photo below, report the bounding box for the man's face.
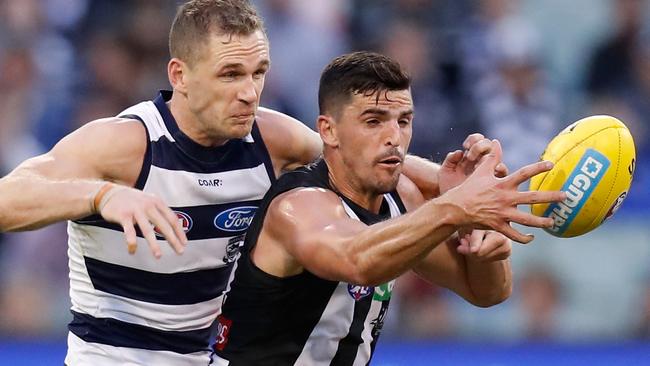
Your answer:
[333,89,414,194]
[183,30,269,140]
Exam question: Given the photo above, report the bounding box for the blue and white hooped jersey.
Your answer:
[65,91,275,365]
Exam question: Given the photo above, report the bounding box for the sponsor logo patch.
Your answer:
[213,315,232,351]
[373,281,395,301]
[348,284,374,301]
[223,234,245,263]
[198,178,222,187]
[214,206,257,232]
[154,211,193,238]
[543,149,610,235]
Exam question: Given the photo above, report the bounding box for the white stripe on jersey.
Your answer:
[71,288,222,332]
[294,283,356,365]
[69,223,230,274]
[65,332,211,366]
[145,164,271,208]
[354,297,384,366]
[120,101,174,142]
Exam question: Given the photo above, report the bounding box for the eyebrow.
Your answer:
[360,108,388,117]
[218,60,270,71]
[360,108,414,118]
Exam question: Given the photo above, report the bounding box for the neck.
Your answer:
[168,92,229,147]
[324,157,383,214]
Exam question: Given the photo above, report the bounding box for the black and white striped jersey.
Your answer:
[65,91,275,365]
[212,159,406,366]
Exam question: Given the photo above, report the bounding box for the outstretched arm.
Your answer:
[0,118,186,257]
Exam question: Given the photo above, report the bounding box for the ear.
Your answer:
[317,115,339,148]
[168,58,188,95]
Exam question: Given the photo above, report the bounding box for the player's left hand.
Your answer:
[438,133,508,194]
[456,229,511,262]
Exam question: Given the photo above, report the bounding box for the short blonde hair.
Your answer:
[169,0,265,65]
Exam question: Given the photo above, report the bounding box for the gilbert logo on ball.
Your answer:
[530,115,636,238]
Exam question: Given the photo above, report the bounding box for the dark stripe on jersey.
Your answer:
[73,199,262,240]
[249,121,276,183]
[149,137,268,174]
[119,115,153,191]
[330,297,374,366]
[85,256,233,305]
[69,310,211,354]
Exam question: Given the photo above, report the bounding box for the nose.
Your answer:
[384,120,401,147]
[237,77,258,105]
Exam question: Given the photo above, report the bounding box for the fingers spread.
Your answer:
[120,216,138,255]
[507,209,554,228]
[516,190,566,205]
[507,161,554,187]
[134,211,162,259]
[496,222,534,244]
[149,207,185,255]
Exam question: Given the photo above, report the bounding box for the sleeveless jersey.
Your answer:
[212,159,407,366]
[65,91,275,365]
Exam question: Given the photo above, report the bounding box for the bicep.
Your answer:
[23,118,146,184]
[265,188,366,282]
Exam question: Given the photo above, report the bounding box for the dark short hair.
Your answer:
[318,51,411,115]
[169,0,265,64]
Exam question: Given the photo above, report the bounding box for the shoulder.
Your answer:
[267,187,346,230]
[255,107,322,174]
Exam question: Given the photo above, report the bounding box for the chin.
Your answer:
[230,124,254,139]
[373,178,400,194]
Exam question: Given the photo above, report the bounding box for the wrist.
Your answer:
[90,182,115,214]
[432,188,469,227]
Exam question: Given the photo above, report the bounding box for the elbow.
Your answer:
[345,254,384,287]
[471,283,512,308]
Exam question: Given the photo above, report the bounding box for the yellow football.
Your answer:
[529,115,636,238]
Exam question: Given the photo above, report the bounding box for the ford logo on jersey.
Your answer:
[214,206,258,232]
[543,149,610,235]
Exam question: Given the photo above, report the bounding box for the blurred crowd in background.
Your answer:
[0,0,649,344]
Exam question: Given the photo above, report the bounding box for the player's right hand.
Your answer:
[97,185,188,258]
[446,140,566,244]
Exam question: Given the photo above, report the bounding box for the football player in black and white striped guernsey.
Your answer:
[212,52,566,365]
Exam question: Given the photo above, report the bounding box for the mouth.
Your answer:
[231,113,254,123]
[377,156,403,167]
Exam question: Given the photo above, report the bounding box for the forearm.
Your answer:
[0,174,102,231]
[402,155,440,199]
[345,198,461,286]
[465,257,512,307]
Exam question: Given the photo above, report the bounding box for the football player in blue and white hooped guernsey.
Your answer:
[0,1,509,365]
